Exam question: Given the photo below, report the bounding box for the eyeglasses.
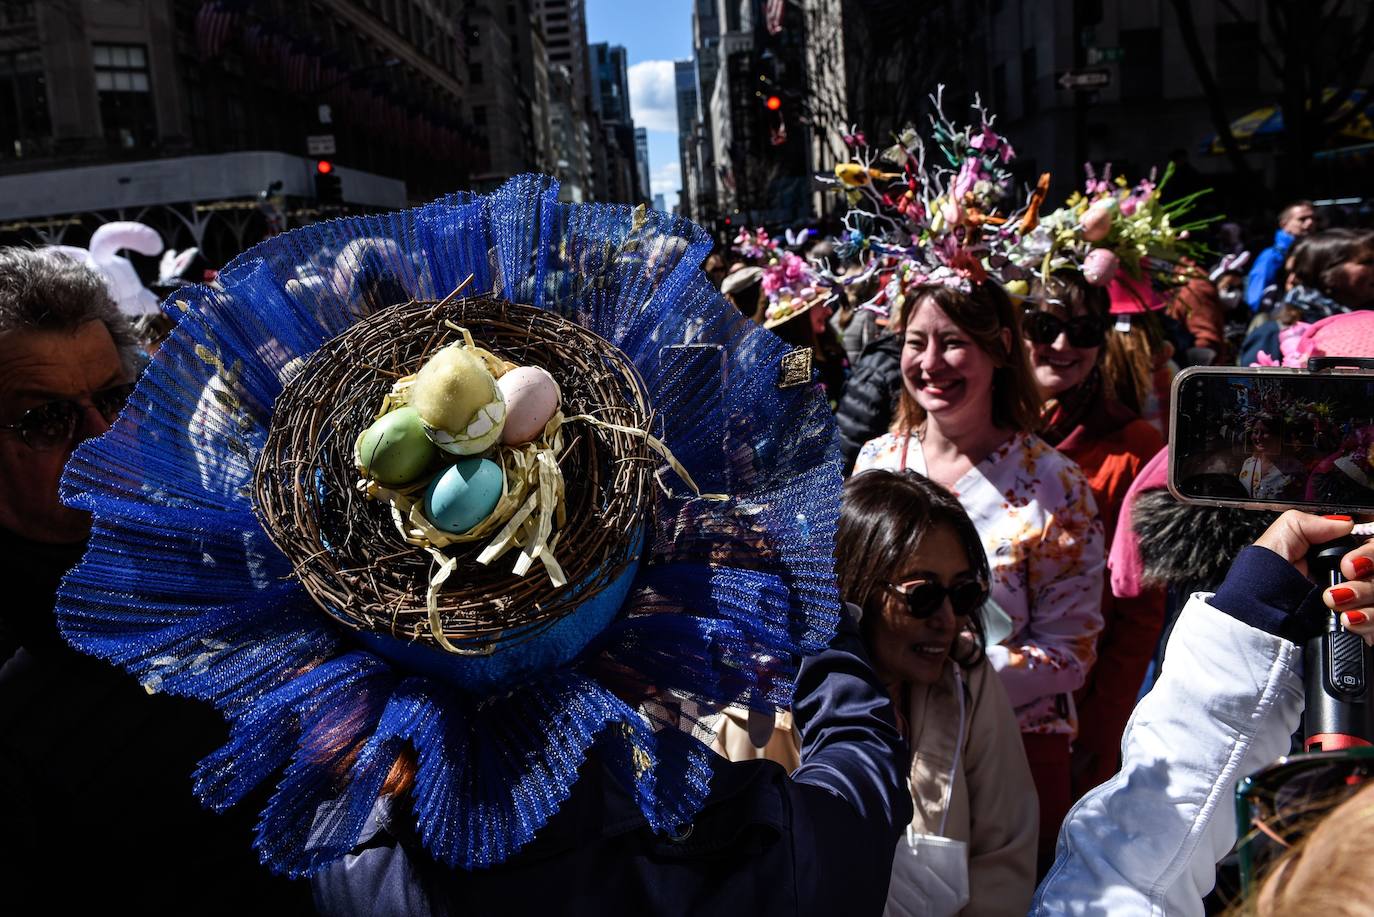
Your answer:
[1235,748,1374,896]
[885,579,988,619]
[1022,309,1106,348]
[0,382,134,451]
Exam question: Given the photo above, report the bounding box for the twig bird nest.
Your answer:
[253,293,653,656]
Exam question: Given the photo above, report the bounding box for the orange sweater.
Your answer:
[1048,404,1167,797]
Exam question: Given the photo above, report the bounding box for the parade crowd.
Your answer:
[2,99,1374,917]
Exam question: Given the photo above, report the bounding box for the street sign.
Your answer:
[1056,69,1111,91]
[306,134,336,156]
[1086,47,1125,65]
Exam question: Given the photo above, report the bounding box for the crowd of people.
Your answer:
[1,103,1374,916]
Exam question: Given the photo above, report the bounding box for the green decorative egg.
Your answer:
[354,406,437,486]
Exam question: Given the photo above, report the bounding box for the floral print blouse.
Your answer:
[855,431,1105,736]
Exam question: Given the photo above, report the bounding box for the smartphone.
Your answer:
[1169,365,1374,513]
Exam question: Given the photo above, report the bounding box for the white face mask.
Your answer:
[1219,288,1244,308]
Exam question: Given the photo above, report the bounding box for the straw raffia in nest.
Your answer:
[253,293,654,653]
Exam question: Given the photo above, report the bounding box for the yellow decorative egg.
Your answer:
[411,344,507,455]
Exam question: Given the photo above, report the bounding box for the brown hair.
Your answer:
[1236,781,1374,916]
[1101,312,1166,416]
[890,281,1041,434]
[1288,228,1374,302]
[837,469,987,669]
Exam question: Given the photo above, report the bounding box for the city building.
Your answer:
[633,125,651,202]
[673,58,699,219]
[700,0,811,228]
[588,40,645,204]
[534,0,596,200]
[0,0,472,261]
[468,0,557,190]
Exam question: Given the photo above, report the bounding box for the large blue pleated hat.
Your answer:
[54,175,842,876]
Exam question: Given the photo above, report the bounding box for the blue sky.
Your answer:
[586,0,694,211]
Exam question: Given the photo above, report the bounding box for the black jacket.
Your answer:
[313,608,913,916]
[0,528,311,912]
[835,334,903,471]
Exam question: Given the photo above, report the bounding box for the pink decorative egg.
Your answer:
[1082,248,1120,287]
[1080,200,1115,242]
[496,366,561,446]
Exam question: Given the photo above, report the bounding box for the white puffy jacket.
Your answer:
[1032,592,1304,915]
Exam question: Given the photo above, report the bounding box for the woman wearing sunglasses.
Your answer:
[841,469,1037,917]
[713,468,1038,915]
[854,279,1103,875]
[1021,270,1166,799]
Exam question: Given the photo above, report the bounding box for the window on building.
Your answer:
[1020,47,1037,116]
[1215,21,1258,92]
[471,62,483,84]
[473,105,486,126]
[0,1,37,27]
[1119,28,1162,101]
[93,43,157,150]
[0,47,50,159]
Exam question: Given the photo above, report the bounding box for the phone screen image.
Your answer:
[1170,368,1374,512]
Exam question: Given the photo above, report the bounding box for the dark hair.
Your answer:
[891,280,1041,434]
[0,246,142,376]
[1027,268,1109,319]
[1288,228,1374,299]
[1278,200,1314,227]
[837,469,988,669]
[728,280,761,317]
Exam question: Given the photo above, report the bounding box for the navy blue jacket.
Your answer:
[313,608,913,916]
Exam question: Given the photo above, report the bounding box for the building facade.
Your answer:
[0,0,630,259]
[673,57,699,218]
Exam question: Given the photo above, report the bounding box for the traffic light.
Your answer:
[764,95,782,111]
[314,160,342,205]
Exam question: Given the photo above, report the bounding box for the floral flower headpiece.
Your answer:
[1004,161,1219,299]
[732,227,778,261]
[822,86,1026,297]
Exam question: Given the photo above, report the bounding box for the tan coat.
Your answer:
[904,659,1038,917]
[711,658,1037,917]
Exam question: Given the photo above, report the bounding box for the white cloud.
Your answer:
[650,160,681,196]
[628,60,679,133]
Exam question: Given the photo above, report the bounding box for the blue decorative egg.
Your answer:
[423,457,504,534]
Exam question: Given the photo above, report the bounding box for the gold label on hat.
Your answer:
[778,347,813,389]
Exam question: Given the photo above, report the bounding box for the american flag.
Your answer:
[194,1,239,59]
[770,118,788,146]
[764,0,786,35]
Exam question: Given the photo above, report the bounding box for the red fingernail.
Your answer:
[1353,557,1374,579]
[1346,611,1369,626]
[1325,515,1353,521]
[1330,587,1357,605]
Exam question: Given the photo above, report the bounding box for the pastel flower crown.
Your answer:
[822,87,1028,297]
[1004,161,1219,294]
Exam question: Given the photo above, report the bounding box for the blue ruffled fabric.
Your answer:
[54,175,843,875]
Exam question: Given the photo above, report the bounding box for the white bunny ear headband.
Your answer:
[43,221,166,317]
[1209,250,1251,282]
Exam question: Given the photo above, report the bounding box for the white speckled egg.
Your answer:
[496,366,561,446]
[423,457,504,534]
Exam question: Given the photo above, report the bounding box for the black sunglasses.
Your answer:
[1022,309,1106,348]
[1235,748,1374,895]
[0,382,134,451]
[885,579,988,619]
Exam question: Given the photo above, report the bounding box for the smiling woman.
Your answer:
[838,469,1037,917]
[855,278,1105,875]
